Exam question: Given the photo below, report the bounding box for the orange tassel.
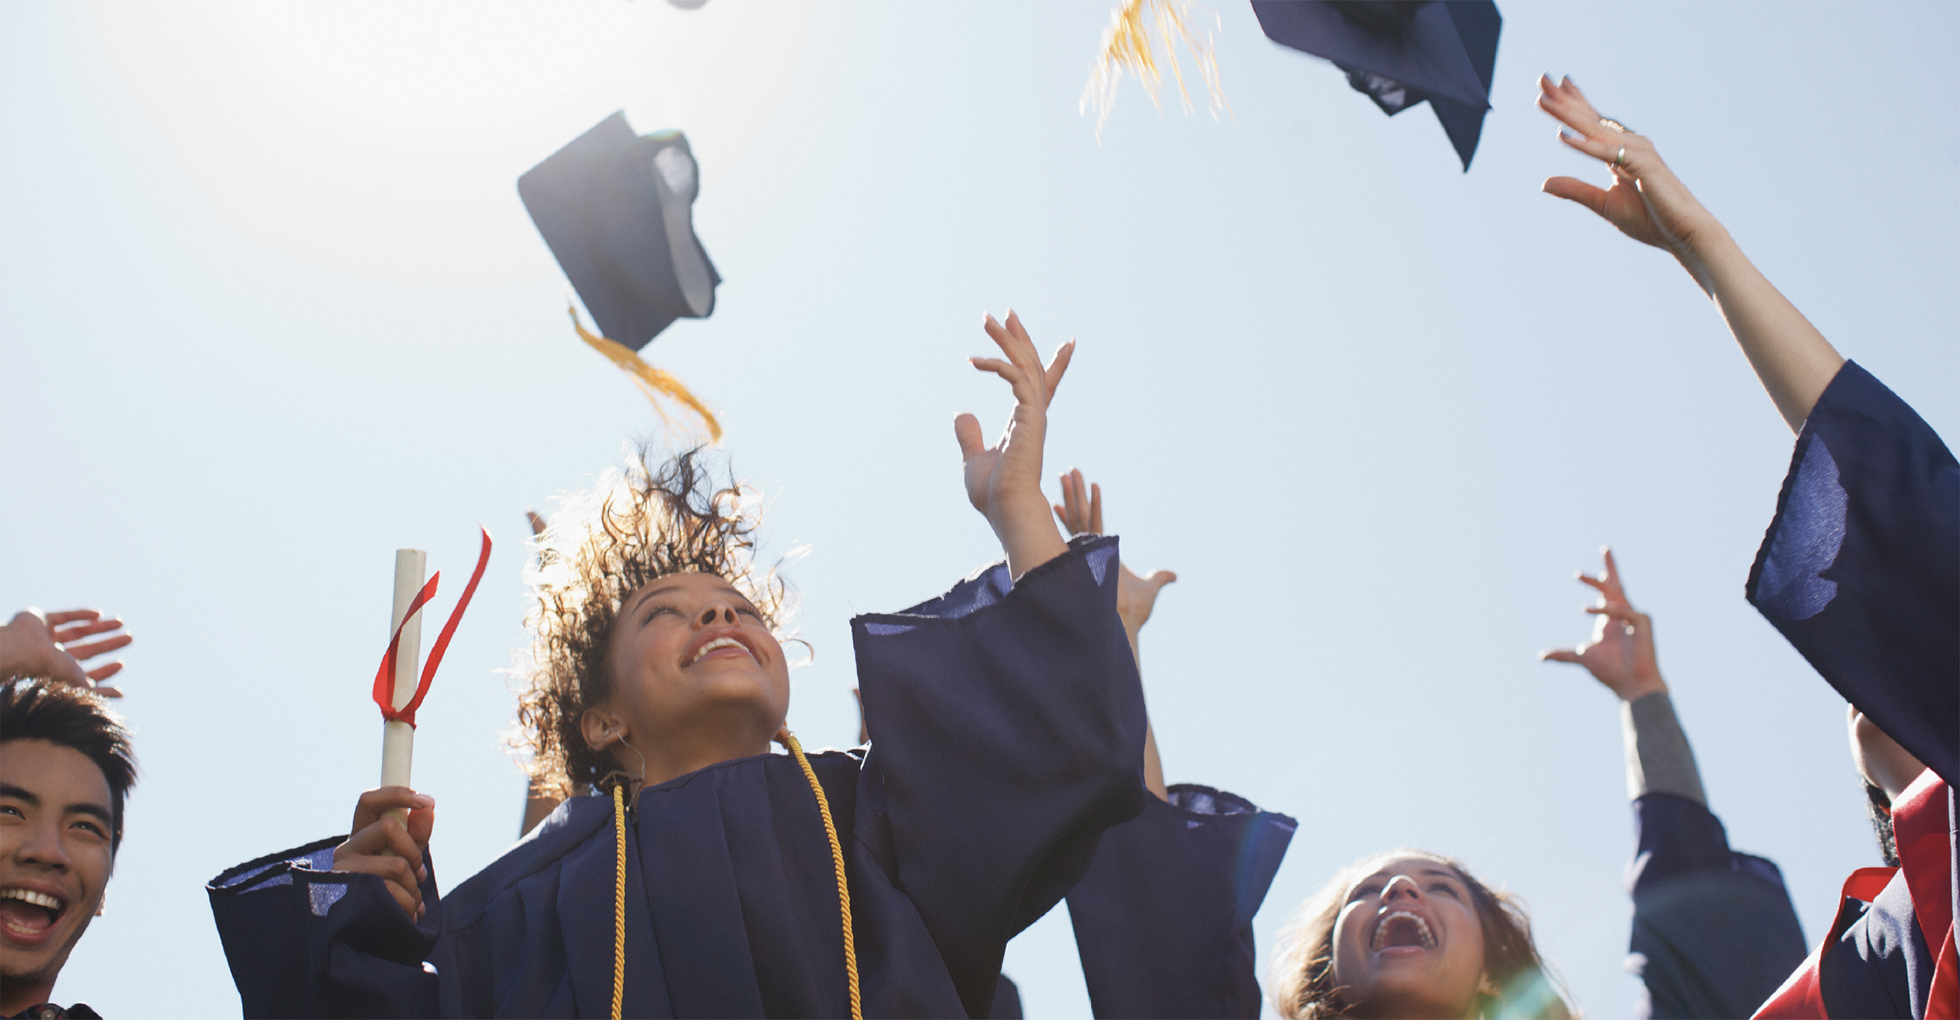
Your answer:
[569,306,723,442]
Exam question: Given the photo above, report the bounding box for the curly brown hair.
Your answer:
[514,446,786,797]
[1270,850,1573,1020]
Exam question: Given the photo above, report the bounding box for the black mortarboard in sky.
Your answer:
[519,112,720,350]
[1252,1,1501,170]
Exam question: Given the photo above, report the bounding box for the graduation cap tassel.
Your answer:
[570,306,724,442]
[1080,0,1229,140]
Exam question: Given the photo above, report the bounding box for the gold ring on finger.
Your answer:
[1599,117,1631,133]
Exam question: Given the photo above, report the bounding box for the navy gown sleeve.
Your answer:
[1065,784,1297,1019]
[853,535,1149,1019]
[1745,361,1959,787]
[206,838,442,1018]
[1626,793,1808,1019]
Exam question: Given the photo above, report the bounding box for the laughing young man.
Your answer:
[0,678,137,1020]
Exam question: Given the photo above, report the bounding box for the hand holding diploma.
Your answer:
[330,528,491,917]
[332,787,435,920]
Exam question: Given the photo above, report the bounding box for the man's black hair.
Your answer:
[0,678,137,855]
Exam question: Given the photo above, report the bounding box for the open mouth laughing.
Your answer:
[0,886,69,944]
[683,631,760,667]
[1370,909,1438,952]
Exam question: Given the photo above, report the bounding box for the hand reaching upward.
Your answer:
[1052,468,1176,645]
[0,608,133,696]
[1540,548,1667,702]
[1536,75,1721,270]
[1051,467,1174,802]
[954,311,1075,578]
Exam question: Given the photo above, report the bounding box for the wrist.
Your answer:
[1619,674,1669,703]
[986,490,1054,539]
[1673,220,1734,283]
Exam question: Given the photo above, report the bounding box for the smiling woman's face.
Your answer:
[1329,855,1489,1020]
[589,572,790,785]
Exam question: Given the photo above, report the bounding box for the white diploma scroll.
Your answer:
[380,548,428,794]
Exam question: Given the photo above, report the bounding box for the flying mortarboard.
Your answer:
[1252,0,1501,170]
[520,112,723,438]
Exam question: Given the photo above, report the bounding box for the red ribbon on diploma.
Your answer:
[371,528,493,728]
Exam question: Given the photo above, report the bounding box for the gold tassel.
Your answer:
[1080,0,1229,141]
[570,306,724,442]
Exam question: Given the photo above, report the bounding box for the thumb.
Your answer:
[407,803,436,848]
[953,413,985,460]
[1541,176,1609,217]
[1143,570,1177,592]
[1539,648,1582,665]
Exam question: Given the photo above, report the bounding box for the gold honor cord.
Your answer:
[606,737,861,1020]
[569,306,724,442]
[611,783,628,1020]
[784,731,863,1020]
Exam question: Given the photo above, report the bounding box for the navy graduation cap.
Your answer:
[520,111,720,351]
[1252,0,1502,170]
[519,112,724,438]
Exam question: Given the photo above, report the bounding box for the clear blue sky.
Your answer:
[3,2,1954,1016]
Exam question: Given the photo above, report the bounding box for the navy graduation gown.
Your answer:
[1624,792,1807,1019]
[1744,361,1957,789]
[1064,785,1296,1019]
[209,536,1148,1019]
[1743,362,1958,1019]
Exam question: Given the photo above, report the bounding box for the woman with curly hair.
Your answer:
[1269,851,1571,1020]
[208,312,1155,1019]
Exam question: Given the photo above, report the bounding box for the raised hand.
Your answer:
[1536,75,1722,271]
[1052,468,1104,536]
[0,608,132,696]
[954,311,1075,578]
[1052,469,1177,649]
[333,787,436,921]
[1540,548,1667,702]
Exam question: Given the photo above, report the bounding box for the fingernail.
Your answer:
[413,794,434,808]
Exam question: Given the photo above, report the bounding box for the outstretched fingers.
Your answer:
[63,633,132,663]
[50,616,125,645]
[1539,648,1584,664]
[976,311,1073,411]
[1536,74,1603,134]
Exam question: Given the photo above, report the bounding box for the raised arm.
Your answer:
[1053,468,1176,802]
[1540,548,1704,805]
[955,311,1075,578]
[1537,75,1844,433]
[1540,549,1807,1018]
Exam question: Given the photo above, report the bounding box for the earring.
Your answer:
[597,733,648,805]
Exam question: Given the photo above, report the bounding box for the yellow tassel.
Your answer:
[570,306,724,442]
[1080,0,1229,141]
